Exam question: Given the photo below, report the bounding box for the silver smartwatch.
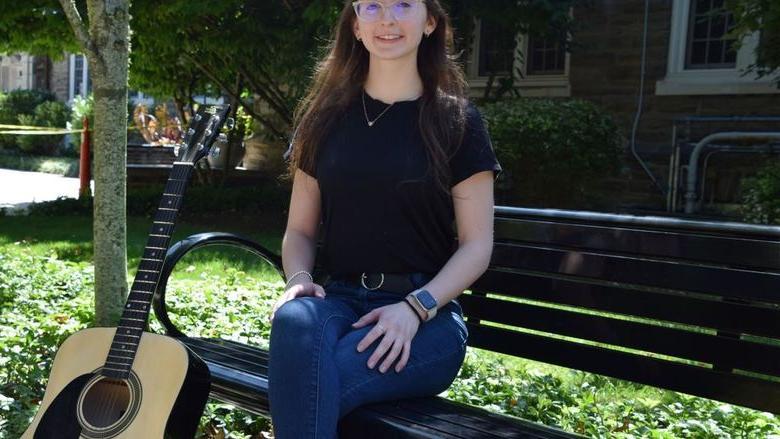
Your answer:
[407,289,438,321]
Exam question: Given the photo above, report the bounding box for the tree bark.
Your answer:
[60,0,130,326]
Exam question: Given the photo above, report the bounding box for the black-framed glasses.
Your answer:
[352,1,424,23]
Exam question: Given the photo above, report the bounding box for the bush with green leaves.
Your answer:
[16,101,72,155]
[479,98,624,208]
[740,157,780,225]
[0,89,58,150]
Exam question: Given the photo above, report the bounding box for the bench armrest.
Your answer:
[153,232,284,337]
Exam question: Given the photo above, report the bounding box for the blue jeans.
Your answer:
[268,273,468,439]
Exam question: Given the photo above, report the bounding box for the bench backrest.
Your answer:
[456,206,780,414]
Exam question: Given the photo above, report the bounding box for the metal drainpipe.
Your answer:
[684,132,780,213]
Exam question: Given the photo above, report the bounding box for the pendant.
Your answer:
[368,121,374,127]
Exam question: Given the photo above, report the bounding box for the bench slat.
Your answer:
[489,243,780,304]
[466,323,780,414]
[470,270,780,338]
[495,217,780,271]
[459,294,780,377]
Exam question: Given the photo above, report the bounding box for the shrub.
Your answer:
[480,98,624,208]
[0,90,58,150]
[16,101,71,155]
[740,157,780,225]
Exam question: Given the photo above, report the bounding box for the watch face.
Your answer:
[416,290,437,310]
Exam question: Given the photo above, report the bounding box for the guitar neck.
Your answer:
[103,162,195,379]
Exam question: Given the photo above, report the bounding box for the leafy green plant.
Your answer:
[740,157,780,225]
[0,89,58,150]
[480,98,624,208]
[1,238,778,438]
[16,101,71,155]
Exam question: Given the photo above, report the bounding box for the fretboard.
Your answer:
[102,163,194,379]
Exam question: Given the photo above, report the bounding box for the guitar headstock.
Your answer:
[177,105,233,164]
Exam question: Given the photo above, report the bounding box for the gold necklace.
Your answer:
[362,90,395,127]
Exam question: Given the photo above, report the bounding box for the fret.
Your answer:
[124,309,148,314]
[129,291,153,298]
[137,269,158,274]
[162,193,182,197]
[106,360,132,366]
[115,332,140,339]
[149,234,170,238]
[135,280,156,285]
[109,348,135,355]
[141,257,164,262]
[123,317,146,322]
[160,207,177,211]
[101,366,126,372]
[127,300,149,304]
[146,246,166,250]
[153,221,175,225]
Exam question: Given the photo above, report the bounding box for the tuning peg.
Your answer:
[225,118,235,130]
[217,133,228,144]
[210,146,221,159]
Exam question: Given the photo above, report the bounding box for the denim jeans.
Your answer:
[267,272,468,439]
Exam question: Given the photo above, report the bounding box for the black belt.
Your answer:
[327,272,425,295]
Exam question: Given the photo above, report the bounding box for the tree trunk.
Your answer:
[60,0,131,325]
[89,0,130,326]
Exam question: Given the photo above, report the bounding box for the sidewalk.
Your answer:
[0,168,90,213]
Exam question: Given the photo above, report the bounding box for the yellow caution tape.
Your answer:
[0,129,82,135]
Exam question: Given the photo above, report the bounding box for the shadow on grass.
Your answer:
[0,213,286,279]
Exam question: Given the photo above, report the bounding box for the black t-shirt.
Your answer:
[296,91,502,277]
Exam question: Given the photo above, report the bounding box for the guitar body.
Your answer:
[22,327,210,439]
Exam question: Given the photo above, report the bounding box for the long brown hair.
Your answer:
[287,0,469,198]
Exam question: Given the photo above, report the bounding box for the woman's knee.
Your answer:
[271,297,322,337]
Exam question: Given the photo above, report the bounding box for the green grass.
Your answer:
[0,214,285,281]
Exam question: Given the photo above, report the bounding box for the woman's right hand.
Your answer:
[270,280,327,322]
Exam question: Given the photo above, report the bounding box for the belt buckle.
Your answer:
[360,272,384,291]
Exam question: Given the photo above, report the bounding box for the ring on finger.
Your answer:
[376,323,386,333]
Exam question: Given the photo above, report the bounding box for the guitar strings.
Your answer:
[96,163,190,426]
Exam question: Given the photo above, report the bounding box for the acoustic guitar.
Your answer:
[23,104,232,438]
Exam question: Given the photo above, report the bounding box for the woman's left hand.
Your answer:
[352,302,421,373]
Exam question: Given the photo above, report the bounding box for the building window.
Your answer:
[69,54,90,101]
[527,35,566,75]
[74,55,85,96]
[477,18,516,77]
[685,0,737,69]
[656,0,778,95]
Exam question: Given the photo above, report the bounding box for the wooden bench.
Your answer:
[152,206,780,438]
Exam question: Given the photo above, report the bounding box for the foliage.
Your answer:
[480,97,624,207]
[24,183,290,217]
[0,1,81,57]
[0,151,78,177]
[69,94,94,132]
[726,0,780,85]
[0,89,58,150]
[740,157,780,225]
[1,238,778,438]
[16,101,71,155]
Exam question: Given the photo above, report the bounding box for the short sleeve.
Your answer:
[283,127,317,178]
[449,102,503,187]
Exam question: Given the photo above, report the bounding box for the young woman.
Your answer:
[269,0,503,437]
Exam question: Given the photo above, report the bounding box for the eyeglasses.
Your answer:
[352,1,424,23]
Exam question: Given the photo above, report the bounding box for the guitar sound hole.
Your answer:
[79,378,131,429]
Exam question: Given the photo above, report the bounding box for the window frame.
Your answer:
[467,17,571,97]
[656,0,779,95]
